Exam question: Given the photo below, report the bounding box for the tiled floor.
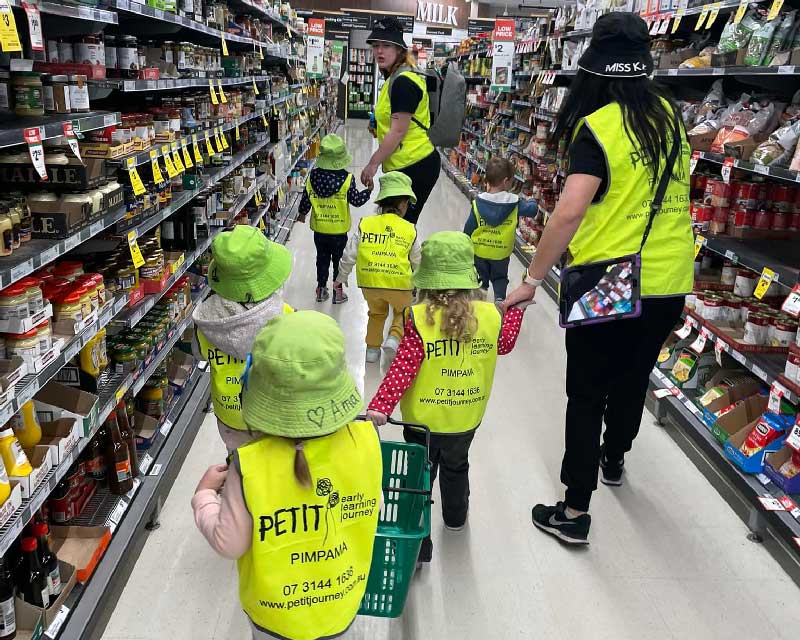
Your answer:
[102,123,800,640]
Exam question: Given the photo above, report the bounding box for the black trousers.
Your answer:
[397,151,441,225]
[313,232,348,288]
[562,296,684,511]
[404,427,475,527]
[474,256,511,300]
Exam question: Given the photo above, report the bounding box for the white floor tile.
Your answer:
[102,122,799,640]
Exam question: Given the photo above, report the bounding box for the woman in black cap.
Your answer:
[360,16,440,224]
[503,12,694,544]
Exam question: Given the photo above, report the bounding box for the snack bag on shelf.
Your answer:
[745,15,779,66]
[739,413,792,456]
[751,120,800,167]
[717,11,761,54]
[778,448,800,477]
[764,11,796,66]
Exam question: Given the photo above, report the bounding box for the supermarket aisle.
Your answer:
[103,123,800,640]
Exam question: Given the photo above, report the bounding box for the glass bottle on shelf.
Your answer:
[0,555,15,639]
[31,523,60,606]
[18,537,48,609]
[116,402,139,479]
[105,413,133,495]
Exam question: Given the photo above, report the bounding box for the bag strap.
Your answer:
[638,111,682,253]
[387,65,430,132]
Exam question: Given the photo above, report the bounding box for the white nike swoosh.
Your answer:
[548,514,576,527]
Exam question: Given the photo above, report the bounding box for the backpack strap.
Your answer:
[387,65,430,132]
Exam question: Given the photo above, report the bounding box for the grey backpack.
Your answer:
[389,62,466,148]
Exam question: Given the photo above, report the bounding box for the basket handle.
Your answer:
[358,415,431,465]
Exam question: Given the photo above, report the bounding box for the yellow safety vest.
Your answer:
[236,421,382,640]
[399,302,501,433]
[356,214,416,290]
[309,174,352,235]
[197,304,294,430]
[376,69,434,172]
[470,201,518,260]
[568,102,694,297]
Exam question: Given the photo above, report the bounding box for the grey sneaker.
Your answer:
[316,286,330,302]
[366,347,381,363]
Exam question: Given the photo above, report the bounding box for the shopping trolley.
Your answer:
[359,418,432,618]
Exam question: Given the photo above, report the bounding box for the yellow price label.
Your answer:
[258,43,264,60]
[0,1,22,52]
[209,79,219,105]
[694,6,708,30]
[235,124,240,141]
[221,130,229,150]
[254,189,263,205]
[221,34,229,56]
[261,110,268,127]
[705,2,721,28]
[172,149,185,173]
[128,165,145,196]
[161,145,178,178]
[191,134,203,163]
[767,0,784,20]
[258,218,266,231]
[213,129,224,153]
[181,140,194,169]
[754,267,776,299]
[734,0,748,23]
[149,149,164,184]
[694,235,705,259]
[115,385,127,403]
[205,132,215,156]
[218,79,227,103]
[671,9,683,33]
[252,78,259,95]
[127,230,146,269]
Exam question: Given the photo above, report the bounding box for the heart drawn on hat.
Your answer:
[307,406,325,428]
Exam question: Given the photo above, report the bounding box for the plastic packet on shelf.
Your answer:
[752,120,800,166]
[745,15,779,66]
[717,11,761,54]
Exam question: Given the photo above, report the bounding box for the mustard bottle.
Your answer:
[80,327,108,377]
[0,457,10,505]
[0,427,32,476]
[11,400,42,448]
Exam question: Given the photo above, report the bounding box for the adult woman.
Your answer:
[361,16,440,224]
[503,12,693,544]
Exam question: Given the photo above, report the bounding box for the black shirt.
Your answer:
[567,126,609,204]
[390,75,423,114]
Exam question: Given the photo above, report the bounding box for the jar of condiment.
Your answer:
[784,345,800,384]
[0,284,30,321]
[53,261,83,281]
[35,320,51,353]
[12,71,44,116]
[75,35,104,67]
[76,276,99,311]
[104,35,117,73]
[734,269,757,297]
[0,214,11,257]
[6,328,39,361]
[18,278,43,315]
[702,294,723,323]
[111,343,138,374]
[90,273,106,307]
[57,38,73,63]
[162,41,175,66]
[115,266,136,292]
[744,313,769,345]
[53,291,83,323]
[770,318,796,348]
[721,260,737,286]
[7,206,20,250]
[49,75,70,114]
[118,36,139,78]
[0,71,11,114]
[68,75,90,113]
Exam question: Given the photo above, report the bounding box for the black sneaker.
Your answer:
[416,536,433,566]
[531,501,590,545]
[599,445,624,486]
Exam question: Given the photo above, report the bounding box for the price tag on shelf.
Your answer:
[690,328,709,354]
[254,188,263,206]
[127,230,145,269]
[160,419,173,436]
[139,452,152,475]
[781,283,800,317]
[261,110,268,127]
[126,157,145,196]
[653,387,679,399]
[756,473,771,485]
[181,140,194,169]
[785,423,800,452]
[714,339,725,366]
[689,150,700,175]
[23,127,47,181]
[694,234,705,258]
[125,477,141,500]
[209,79,219,105]
[44,604,70,639]
[171,147,185,173]
[149,149,164,184]
[218,79,227,103]
[649,18,661,34]
[235,123,240,141]
[205,132,215,156]
[721,157,734,183]
[149,463,162,476]
[252,78,259,95]
[658,15,671,34]
[257,42,263,60]
[672,9,683,33]
[767,0,784,21]
[758,496,786,511]
[21,1,42,51]
[0,0,22,52]
[220,34,228,56]
[218,127,229,150]
[192,134,203,163]
[694,6,709,30]
[780,495,798,512]
[734,0,748,24]
[107,498,128,530]
[213,129,223,153]
[705,2,721,28]
[162,148,178,178]
[675,317,693,339]
[62,122,84,165]
[753,267,775,299]
[768,382,785,413]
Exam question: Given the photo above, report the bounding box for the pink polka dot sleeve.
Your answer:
[368,316,424,416]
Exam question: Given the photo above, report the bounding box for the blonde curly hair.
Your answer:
[419,289,481,342]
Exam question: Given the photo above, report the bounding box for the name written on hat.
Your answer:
[306,392,361,428]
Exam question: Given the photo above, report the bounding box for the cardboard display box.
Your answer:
[14,603,45,640]
[49,525,112,584]
[10,446,52,499]
[712,393,768,444]
[723,413,790,473]
[764,445,800,493]
[14,560,76,628]
[134,410,159,450]
[0,305,52,335]
[35,381,99,438]
[693,370,762,427]
[0,158,106,191]
[0,482,23,529]
[39,418,81,464]
[0,356,27,408]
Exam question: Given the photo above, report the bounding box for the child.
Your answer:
[366,231,528,563]
[463,156,538,301]
[336,171,421,364]
[298,133,372,304]
[192,226,294,452]
[192,311,383,640]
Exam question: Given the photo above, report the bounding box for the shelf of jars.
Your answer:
[0,111,120,151]
[9,0,119,23]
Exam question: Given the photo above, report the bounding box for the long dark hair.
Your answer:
[551,71,682,186]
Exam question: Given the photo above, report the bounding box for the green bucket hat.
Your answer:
[242,311,363,439]
[208,226,292,303]
[316,133,352,171]
[376,171,417,205]
[412,231,480,290]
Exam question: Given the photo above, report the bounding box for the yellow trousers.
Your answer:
[362,288,413,348]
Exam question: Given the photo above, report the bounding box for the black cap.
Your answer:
[578,12,653,78]
[366,16,408,50]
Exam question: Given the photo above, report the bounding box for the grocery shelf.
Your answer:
[657,66,800,78]
[9,0,118,23]
[694,150,800,185]
[93,73,274,93]
[0,110,120,150]
[511,232,560,302]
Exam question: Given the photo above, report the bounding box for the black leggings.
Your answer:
[396,151,441,225]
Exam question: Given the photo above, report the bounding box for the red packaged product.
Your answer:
[739,416,785,456]
[735,181,761,208]
[753,208,773,230]
[771,184,794,213]
[791,212,800,231]
[772,209,789,231]
[732,206,755,228]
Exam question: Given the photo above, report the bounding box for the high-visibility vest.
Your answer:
[309,174,352,235]
[470,200,518,260]
[568,101,694,297]
[399,302,501,433]
[236,421,382,640]
[197,304,294,429]
[356,214,416,290]
[375,68,434,172]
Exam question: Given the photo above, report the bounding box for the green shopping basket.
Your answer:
[359,418,431,618]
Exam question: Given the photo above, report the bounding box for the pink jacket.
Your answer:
[192,464,252,558]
